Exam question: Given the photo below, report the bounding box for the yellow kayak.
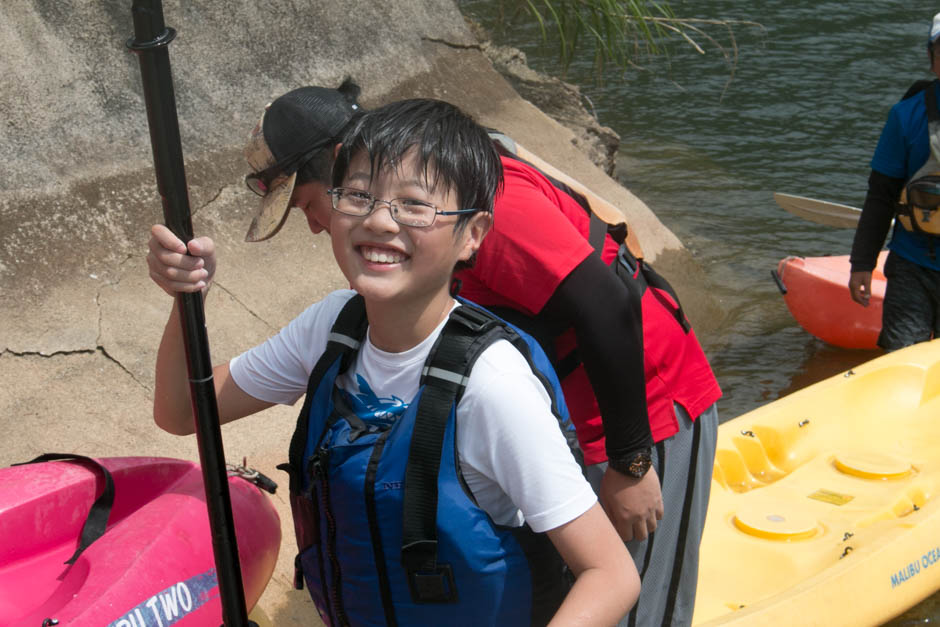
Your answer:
[694,338,940,626]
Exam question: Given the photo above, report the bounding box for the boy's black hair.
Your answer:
[332,98,504,227]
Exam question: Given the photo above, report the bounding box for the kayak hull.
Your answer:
[775,251,887,349]
[0,456,280,626]
[693,338,940,625]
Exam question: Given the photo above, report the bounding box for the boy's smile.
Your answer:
[359,245,408,265]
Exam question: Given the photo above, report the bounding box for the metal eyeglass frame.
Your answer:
[327,187,482,228]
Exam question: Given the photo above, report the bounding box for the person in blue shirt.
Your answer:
[849,11,940,350]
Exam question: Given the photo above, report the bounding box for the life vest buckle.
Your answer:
[450,304,497,333]
[617,244,639,276]
[406,563,458,604]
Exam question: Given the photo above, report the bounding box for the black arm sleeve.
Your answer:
[540,254,653,459]
[849,170,905,272]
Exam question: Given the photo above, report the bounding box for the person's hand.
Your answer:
[599,465,664,542]
[848,270,873,307]
[147,224,217,297]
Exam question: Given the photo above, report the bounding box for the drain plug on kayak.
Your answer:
[733,504,819,541]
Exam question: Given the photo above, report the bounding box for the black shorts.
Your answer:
[879,251,940,351]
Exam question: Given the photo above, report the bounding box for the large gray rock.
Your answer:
[0,1,714,624]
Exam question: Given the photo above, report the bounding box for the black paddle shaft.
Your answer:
[126,2,252,625]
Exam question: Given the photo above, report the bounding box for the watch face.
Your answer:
[610,451,652,478]
[627,453,652,478]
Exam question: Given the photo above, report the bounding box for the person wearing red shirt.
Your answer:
[457,150,721,627]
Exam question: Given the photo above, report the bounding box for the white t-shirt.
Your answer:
[230,290,595,533]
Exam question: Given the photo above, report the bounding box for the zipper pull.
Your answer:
[307,447,329,481]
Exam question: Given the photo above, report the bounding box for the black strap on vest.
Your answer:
[12,453,115,565]
[926,80,939,123]
[552,215,690,381]
[493,130,691,361]
[282,295,369,495]
[588,211,609,253]
[902,79,934,101]
[921,83,939,259]
[614,240,691,334]
[400,304,506,603]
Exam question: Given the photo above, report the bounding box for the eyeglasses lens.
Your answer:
[331,189,436,227]
[394,201,434,226]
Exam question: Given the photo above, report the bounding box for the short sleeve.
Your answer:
[871,104,909,179]
[456,340,596,532]
[229,290,355,405]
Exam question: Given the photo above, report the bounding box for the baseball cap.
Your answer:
[243,79,361,242]
[929,12,940,47]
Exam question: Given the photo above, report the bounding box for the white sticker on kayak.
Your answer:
[107,568,218,627]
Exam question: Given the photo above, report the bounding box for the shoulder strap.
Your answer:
[612,240,691,334]
[399,302,585,603]
[282,294,368,494]
[400,304,506,602]
[902,79,935,102]
[926,79,939,123]
[588,212,609,252]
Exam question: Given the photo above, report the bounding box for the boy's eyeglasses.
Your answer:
[328,187,482,228]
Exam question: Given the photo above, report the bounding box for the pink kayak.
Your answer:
[0,456,280,626]
[773,251,887,350]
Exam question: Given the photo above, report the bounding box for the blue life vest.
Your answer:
[279,295,582,626]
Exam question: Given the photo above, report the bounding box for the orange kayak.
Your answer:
[773,251,887,349]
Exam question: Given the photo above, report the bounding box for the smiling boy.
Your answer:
[148,98,638,626]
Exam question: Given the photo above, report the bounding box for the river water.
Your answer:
[460,0,938,623]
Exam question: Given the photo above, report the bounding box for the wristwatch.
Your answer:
[608,448,653,479]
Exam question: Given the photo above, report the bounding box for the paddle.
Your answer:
[126,2,254,625]
[773,192,863,228]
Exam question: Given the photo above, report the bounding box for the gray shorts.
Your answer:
[586,403,718,627]
[879,251,940,351]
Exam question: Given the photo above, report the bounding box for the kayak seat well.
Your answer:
[838,365,926,415]
[730,432,787,484]
[713,421,817,493]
